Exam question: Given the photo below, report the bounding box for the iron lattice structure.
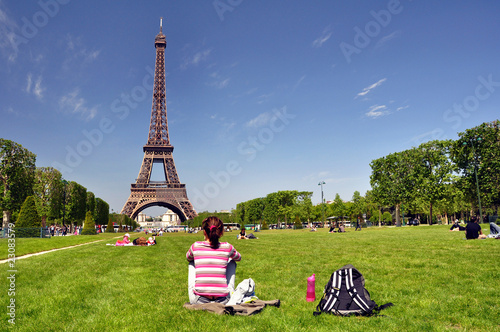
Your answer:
[121,23,197,222]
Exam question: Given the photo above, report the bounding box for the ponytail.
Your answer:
[202,216,224,249]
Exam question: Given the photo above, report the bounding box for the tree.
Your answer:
[263,192,280,225]
[245,198,264,226]
[106,217,115,233]
[66,181,87,226]
[16,195,41,227]
[451,120,500,218]
[417,140,454,225]
[0,139,36,228]
[382,211,393,224]
[86,192,95,214]
[94,197,109,225]
[293,215,303,229]
[370,149,419,226]
[330,193,346,221]
[81,211,97,235]
[261,219,269,230]
[350,191,365,220]
[235,202,246,226]
[32,167,62,226]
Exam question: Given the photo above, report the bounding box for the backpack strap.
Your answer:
[313,270,342,315]
[345,268,372,313]
[324,270,342,312]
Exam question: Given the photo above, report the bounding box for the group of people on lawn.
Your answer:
[450,217,500,239]
[112,214,498,306]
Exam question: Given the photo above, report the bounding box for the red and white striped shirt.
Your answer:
[186,241,241,297]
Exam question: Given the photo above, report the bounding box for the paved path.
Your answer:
[0,238,119,264]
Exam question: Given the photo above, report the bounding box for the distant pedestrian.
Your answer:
[355,218,362,231]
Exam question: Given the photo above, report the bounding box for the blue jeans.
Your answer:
[188,260,237,304]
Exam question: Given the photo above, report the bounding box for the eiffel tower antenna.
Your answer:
[121,21,197,222]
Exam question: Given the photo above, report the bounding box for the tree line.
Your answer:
[231,120,500,227]
[0,139,127,230]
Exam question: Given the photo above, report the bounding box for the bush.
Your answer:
[81,211,97,235]
[261,220,269,230]
[106,218,115,233]
[382,212,393,225]
[16,196,41,227]
[15,227,42,238]
[293,216,303,229]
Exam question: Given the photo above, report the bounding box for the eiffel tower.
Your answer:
[121,19,197,222]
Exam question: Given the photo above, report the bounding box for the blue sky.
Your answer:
[1,0,499,217]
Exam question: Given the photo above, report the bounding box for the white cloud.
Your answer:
[6,106,18,115]
[396,105,409,112]
[0,4,20,62]
[312,26,333,48]
[356,78,387,98]
[61,34,100,71]
[365,105,389,118]
[33,75,44,100]
[293,75,306,91]
[210,77,230,89]
[59,89,97,121]
[246,112,271,128]
[26,73,32,92]
[374,30,401,49]
[208,71,230,89]
[25,73,44,100]
[257,93,273,104]
[181,48,212,69]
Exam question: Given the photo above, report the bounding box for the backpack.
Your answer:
[313,264,393,317]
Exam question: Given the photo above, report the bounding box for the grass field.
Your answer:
[1,225,499,331]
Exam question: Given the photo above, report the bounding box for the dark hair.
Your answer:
[202,216,224,249]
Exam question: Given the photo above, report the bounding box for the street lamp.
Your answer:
[463,137,483,223]
[318,181,325,227]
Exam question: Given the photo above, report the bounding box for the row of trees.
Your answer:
[228,121,499,227]
[1,139,112,229]
[234,190,314,227]
[370,121,499,226]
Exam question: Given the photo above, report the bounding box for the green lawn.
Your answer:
[1,225,498,331]
[0,232,121,260]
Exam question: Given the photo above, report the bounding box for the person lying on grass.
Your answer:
[450,219,465,231]
[186,216,242,304]
[115,233,133,246]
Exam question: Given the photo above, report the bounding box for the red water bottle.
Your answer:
[307,274,316,302]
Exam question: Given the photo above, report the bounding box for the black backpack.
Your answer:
[313,264,393,316]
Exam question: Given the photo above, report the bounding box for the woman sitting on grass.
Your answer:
[186,216,241,304]
[238,228,248,239]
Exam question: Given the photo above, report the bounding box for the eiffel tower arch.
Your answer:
[121,19,197,222]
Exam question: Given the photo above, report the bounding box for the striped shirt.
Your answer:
[186,241,241,297]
